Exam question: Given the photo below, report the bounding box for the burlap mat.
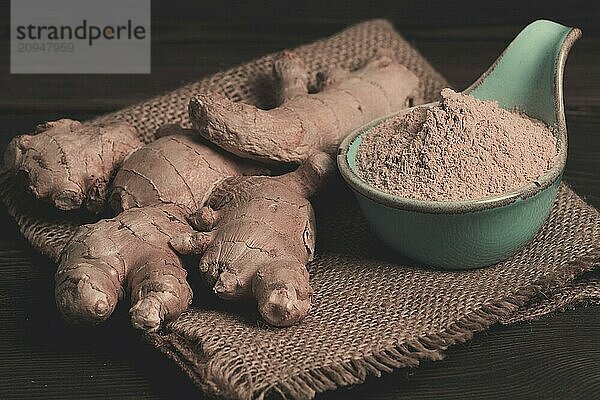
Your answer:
[1,20,599,399]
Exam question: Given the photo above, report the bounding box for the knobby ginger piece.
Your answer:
[55,204,194,332]
[54,123,331,330]
[54,126,264,331]
[109,125,267,213]
[171,152,334,326]
[189,50,421,164]
[4,119,141,212]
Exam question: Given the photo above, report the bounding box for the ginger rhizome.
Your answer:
[109,125,267,213]
[4,49,420,331]
[56,204,195,331]
[4,119,141,212]
[171,152,333,326]
[54,127,265,331]
[189,50,420,164]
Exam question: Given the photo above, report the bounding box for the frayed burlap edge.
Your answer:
[144,251,599,400]
[499,270,600,325]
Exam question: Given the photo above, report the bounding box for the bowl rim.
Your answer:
[337,111,565,214]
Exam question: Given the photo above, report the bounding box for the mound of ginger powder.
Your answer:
[356,88,559,201]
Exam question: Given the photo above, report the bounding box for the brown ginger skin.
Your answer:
[55,126,264,331]
[12,50,420,331]
[171,152,333,326]
[55,204,195,332]
[109,125,267,213]
[4,119,141,212]
[189,50,421,164]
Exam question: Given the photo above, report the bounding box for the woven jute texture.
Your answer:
[1,20,599,400]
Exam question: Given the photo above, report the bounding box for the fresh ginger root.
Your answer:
[4,119,141,212]
[6,49,420,331]
[171,152,333,326]
[109,125,267,213]
[55,204,195,331]
[54,126,265,330]
[189,50,421,164]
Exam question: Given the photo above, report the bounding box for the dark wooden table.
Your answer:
[1,1,599,399]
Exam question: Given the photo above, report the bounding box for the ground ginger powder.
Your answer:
[356,88,558,201]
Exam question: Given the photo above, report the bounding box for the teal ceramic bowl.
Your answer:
[337,20,581,270]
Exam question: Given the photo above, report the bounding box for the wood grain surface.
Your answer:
[0,1,599,399]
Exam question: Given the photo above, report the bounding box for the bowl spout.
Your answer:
[465,19,581,129]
